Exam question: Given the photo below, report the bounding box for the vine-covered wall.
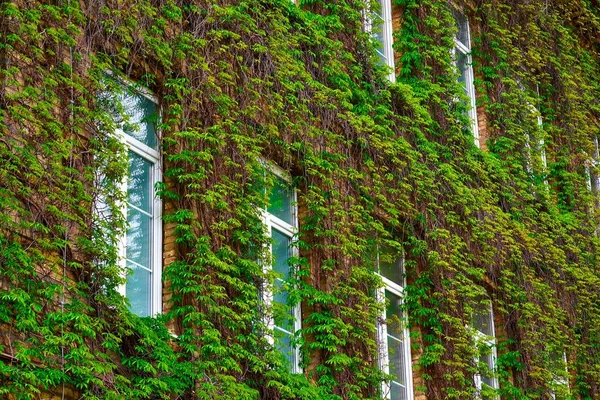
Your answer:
[1,0,600,399]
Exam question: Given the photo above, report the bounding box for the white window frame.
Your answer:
[549,351,570,399]
[261,162,301,373]
[453,9,480,147]
[114,84,162,317]
[367,0,395,82]
[376,250,413,400]
[523,113,547,170]
[523,92,548,186]
[586,136,599,194]
[538,116,547,172]
[585,136,600,236]
[471,302,499,398]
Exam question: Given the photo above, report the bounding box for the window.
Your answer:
[370,0,395,82]
[587,136,599,197]
[376,247,413,400]
[524,107,548,186]
[549,351,570,399]
[263,166,301,373]
[114,86,162,317]
[471,301,499,398]
[525,111,548,186]
[453,9,479,147]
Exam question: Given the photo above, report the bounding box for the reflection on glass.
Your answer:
[457,51,468,88]
[273,228,293,331]
[126,207,152,268]
[453,9,470,47]
[481,351,495,387]
[126,261,151,317]
[388,336,406,383]
[128,152,152,212]
[379,247,404,287]
[120,91,158,150]
[265,168,298,371]
[456,51,472,123]
[125,151,154,316]
[272,229,291,277]
[109,82,160,318]
[472,303,494,336]
[275,327,296,368]
[390,379,408,400]
[268,176,293,225]
[372,0,388,65]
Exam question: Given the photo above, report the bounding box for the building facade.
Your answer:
[1,0,600,399]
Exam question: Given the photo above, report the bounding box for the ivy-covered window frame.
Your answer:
[261,162,302,373]
[523,105,548,186]
[452,8,480,147]
[367,0,396,82]
[112,81,163,318]
[471,301,499,398]
[525,110,548,186]
[549,351,570,399]
[586,136,599,197]
[375,246,413,400]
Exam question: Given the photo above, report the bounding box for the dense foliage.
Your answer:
[1,0,600,398]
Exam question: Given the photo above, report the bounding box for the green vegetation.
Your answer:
[1,0,600,398]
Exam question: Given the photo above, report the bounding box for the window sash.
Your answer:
[369,0,395,82]
[376,249,412,400]
[588,137,600,195]
[523,101,548,187]
[262,167,301,373]
[452,9,479,147]
[114,85,162,318]
[472,303,499,397]
[549,352,570,399]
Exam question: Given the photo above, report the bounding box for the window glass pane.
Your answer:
[373,10,385,60]
[126,261,151,317]
[120,91,158,150]
[388,336,407,385]
[373,12,384,39]
[274,281,289,303]
[372,0,390,66]
[380,247,404,286]
[390,380,408,400]
[272,228,291,277]
[268,176,293,225]
[591,137,599,195]
[272,228,294,331]
[275,327,296,368]
[128,151,153,213]
[481,351,495,387]
[126,207,152,268]
[457,51,468,88]
[381,259,411,399]
[377,50,389,65]
[386,291,403,336]
[453,9,470,48]
[472,303,494,336]
[387,289,409,400]
[274,283,293,331]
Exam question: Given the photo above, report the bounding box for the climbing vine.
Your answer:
[2,0,600,399]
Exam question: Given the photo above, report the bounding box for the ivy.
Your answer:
[2,0,600,398]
